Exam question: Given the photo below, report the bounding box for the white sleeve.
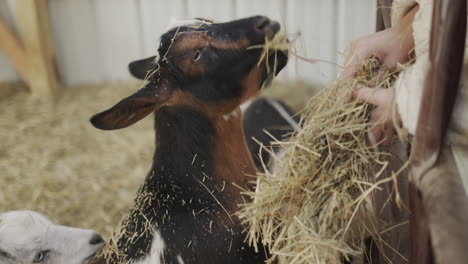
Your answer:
[393,0,433,135]
[395,55,430,135]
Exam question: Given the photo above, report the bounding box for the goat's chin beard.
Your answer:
[82,252,100,264]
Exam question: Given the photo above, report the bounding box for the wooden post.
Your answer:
[409,0,467,263]
[16,0,59,95]
[0,17,29,84]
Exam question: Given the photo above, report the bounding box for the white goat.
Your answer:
[0,210,104,264]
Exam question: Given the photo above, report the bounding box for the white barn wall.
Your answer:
[286,0,338,83]
[94,0,143,82]
[138,0,186,58]
[187,0,235,21]
[48,0,105,84]
[235,0,285,22]
[0,0,376,86]
[336,0,377,67]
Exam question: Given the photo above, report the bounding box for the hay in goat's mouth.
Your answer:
[248,32,328,79]
[248,34,289,77]
[238,58,406,264]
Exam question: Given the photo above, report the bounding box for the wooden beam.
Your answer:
[411,1,466,164]
[16,0,59,95]
[0,18,30,84]
[408,181,433,264]
[409,0,467,263]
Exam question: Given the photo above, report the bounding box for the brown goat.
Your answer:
[90,16,288,264]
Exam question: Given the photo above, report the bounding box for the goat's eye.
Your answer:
[193,50,201,62]
[33,251,48,263]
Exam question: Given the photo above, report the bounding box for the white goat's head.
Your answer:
[0,211,104,264]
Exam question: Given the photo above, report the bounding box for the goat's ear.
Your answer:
[90,81,173,130]
[128,56,157,80]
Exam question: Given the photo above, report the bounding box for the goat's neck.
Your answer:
[211,108,258,199]
[91,106,257,264]
[153,106,256,208]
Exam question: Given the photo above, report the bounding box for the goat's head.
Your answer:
[91,16,287,130]
[0,211,104,264]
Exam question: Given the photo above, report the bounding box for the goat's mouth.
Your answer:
[264,20,281,41]
[268,49,288,74]
[258,19,288,65]
[247,24,288,70]
[265,31,289,76]
[83,252,98,264]
[245,17,288,78]
[83,245,103,264]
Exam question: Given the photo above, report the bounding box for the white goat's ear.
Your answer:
[128,56,158,80]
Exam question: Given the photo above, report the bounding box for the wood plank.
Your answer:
[409,0,467,263]
[0,17,29,84]
[16,0,59,95]
[0,0,21,82]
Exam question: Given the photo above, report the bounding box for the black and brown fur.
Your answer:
[90,16,287,264]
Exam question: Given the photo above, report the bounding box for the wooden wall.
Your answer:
[0,0,376,85]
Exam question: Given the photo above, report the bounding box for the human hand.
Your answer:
[354,86,401,145]
[340,5,419,81]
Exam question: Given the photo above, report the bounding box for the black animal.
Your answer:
[242,98,300,172]
[90,16,287,264]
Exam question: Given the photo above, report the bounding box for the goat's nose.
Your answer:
[89,233,104,245]
[254,16,280,39]
[255,16,271,32]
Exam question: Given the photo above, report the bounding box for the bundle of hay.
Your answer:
[239,58,404,263]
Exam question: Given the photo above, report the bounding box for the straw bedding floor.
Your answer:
[0,81,319,238]
[0,82,153,237]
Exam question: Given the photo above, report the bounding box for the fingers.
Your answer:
[368,125,393,146]
[340,38,370,81]
[368,110,383,145]
[382,124,394,145]
[367,109,394,146]
[340,37,382,81]
[354,86,392,106]
[368,127,382,146]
